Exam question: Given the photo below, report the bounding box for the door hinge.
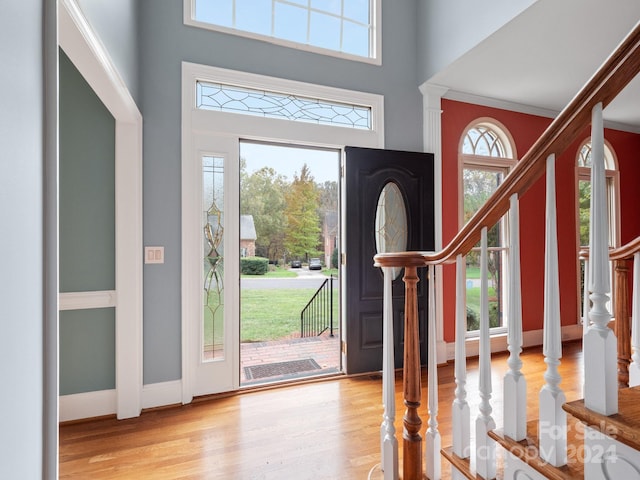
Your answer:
[341,253,346,265]
[341,340,347,355]
[340,165,344,178]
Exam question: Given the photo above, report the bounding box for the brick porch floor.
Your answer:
[240,332,341,386]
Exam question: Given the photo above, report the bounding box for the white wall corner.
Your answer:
[420,83,449,367]
[419,83,450,114]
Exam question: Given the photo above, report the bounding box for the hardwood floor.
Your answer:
[59,341,584,479]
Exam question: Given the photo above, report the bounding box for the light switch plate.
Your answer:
[145,246,164,264]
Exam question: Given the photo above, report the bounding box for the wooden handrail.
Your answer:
[610,236,640,260]
[579,235,640,261]
[375,19,640,269]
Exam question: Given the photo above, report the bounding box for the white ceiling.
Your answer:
[426,0,640,131]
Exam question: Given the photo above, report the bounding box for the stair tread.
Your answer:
[488,418,583,480]
[441,446,504,480]
[563,385,640,452]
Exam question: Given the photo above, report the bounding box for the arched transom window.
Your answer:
[462,124,513,158]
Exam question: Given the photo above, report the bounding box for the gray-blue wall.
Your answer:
[0,1,47,477]
[59,49,116,395]
[77,0,140,101]
[138,0,422,384]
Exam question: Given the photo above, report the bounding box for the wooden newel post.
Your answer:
[402,265,423,480]
[614,259,631,388]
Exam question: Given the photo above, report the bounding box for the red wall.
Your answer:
[440,99,640,343]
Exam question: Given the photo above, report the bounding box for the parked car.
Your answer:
[309,258,322,270]
[291,259,302,268]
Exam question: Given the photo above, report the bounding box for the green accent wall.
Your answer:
[59,49,115,293]
[59,308,116,395]
[59,48,116,395]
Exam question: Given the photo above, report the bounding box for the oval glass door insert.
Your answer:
[375,182,408,279]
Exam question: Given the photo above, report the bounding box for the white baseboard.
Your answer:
[60,389,116,422]
[445,323,584,361]
[142,380,182,410]
[59,380,183,422]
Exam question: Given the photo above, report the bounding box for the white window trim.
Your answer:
[181,62,384,402]
[183,0,382,66]
[458,119,517,338]
[184,63,384,144]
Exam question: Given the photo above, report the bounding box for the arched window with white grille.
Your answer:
[459,120,517,334]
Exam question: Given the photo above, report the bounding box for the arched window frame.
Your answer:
[458,119,517,336]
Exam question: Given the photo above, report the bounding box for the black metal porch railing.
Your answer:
[300,275,336,337]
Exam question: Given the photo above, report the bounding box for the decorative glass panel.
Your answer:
[375,182,407,280]
[196,81,372,129]
[203,156,225,361]
[462,125,506,157]
[577,141,614,170]
[578,143,592,167]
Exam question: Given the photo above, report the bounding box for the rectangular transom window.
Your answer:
[196,80,372,129]
[185,0,380,64]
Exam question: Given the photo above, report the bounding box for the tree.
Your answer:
[317,180,339,259]
[284,164,321,259]
[317,180,338,214]
[578,179,591,247]
[240,159,288,262]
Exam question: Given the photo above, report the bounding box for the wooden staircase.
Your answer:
[373,18,640,480]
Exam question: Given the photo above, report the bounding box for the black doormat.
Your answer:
[244,358,321,380]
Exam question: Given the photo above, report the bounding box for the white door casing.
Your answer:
[58,0,143,420]
[181,62,384,401]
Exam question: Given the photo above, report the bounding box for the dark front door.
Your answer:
[344,146,434,374]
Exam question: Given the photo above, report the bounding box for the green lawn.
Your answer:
[204,284,340,345]
[466,286,500,330]
[466,266,492,279]
[242,288,311,341]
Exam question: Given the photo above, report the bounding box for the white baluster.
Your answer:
[584,102,618,415]
[451,255,470,480]
[504,194,526,441]
[629,253,640,387]
[583,257,590,337]
[476,227,496,479]
[380,266,398,479]
[425,264,441,480]
[538,153,567,467]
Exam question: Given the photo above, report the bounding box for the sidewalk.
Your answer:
[240,332,341,386]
